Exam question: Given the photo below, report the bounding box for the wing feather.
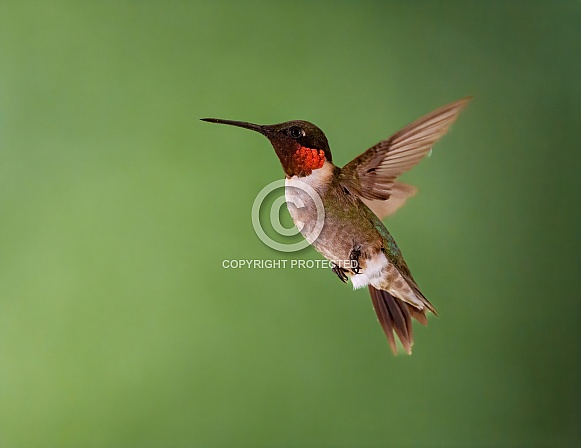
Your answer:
[340,97,471,201]
[361,182,417,220]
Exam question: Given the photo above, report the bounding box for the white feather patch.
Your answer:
[285,161,334,188]
[351,252,388,290]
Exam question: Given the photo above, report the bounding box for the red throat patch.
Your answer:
[292,146,326,175]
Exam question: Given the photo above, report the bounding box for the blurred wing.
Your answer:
[361,182,417,220]
[339,97,471,201]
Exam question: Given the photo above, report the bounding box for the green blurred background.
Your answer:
[1,1,580,447]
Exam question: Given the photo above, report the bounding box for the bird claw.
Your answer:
[350,246,362,275]
[331,263,348,283]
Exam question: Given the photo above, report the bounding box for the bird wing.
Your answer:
[360,182,417,220]
[339,97,471,201]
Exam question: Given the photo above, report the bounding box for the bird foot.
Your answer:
[331,263,348,283]
[349,246,362,275]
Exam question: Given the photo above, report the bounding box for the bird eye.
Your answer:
[288,126,304,139]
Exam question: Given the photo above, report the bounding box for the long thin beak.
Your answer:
[200,118,267,135]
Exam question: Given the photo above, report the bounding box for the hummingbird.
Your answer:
[202,98,470,354]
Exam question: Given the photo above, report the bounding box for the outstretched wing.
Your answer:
[361,182,417,220]
[339,97,471,201]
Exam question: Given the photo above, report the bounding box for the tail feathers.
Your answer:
[368,286,431,355]
[408,280,438,316]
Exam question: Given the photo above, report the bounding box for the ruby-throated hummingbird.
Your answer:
[202,98,470,354]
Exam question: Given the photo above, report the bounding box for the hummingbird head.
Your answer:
[201,118,332,178]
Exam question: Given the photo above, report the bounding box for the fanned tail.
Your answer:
[368,285,434,355]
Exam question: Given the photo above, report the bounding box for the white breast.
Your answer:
[284,162,334,236]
